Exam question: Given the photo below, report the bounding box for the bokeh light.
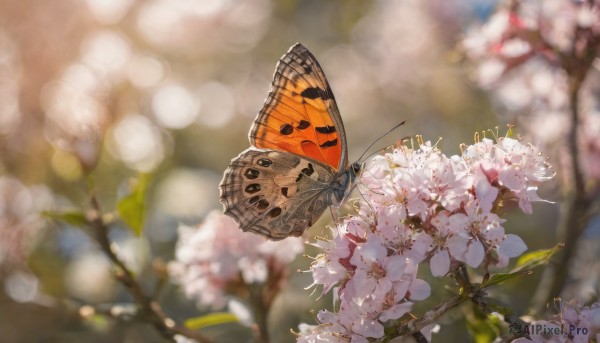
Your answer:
[65,252,115,302]
[80,30,132,78]
[85,0,133,24]
[152,82,200,129]
[127,55,165,88]
[108,114,165,172]
[4,271,39,303]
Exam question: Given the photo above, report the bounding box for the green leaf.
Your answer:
[487,302,515,317]
[42,210,87,227]
[482,270,533,287]
[481,244,562,288]
[466,313,501,343]
[117,173,151,236]
[514,244,563,271]
[184,313,239,330]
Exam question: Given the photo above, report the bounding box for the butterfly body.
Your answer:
[220,43,359,240]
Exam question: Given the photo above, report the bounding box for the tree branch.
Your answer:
[87,195,213,343]
[388,265,532,341]
[532,23,600,310]
[405,295,465,335]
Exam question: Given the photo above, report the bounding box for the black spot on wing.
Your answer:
[257,158,273,167]
[280,124,293,135]
[320,139,338,148]
[281,187,289,197]
[245,168,259,179]
[257,199,270,210]
[297,120,310,130]
[315,125,336,134]
[300,87,330,100]
[295,163,315,182]
[245,184,261,194]
[268,207,282,218]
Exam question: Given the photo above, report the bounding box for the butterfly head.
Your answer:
[350,161,362,176]
[331,161,362,208]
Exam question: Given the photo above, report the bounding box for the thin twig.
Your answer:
[388,265,533,341]
[530,19,600,309]
[541,80,589,305]
[455,265,530,341]
[87,195,213,343]
[390,294,467,337]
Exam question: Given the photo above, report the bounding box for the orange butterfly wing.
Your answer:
[249,43,348,171]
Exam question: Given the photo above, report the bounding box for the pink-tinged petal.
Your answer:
[407,196,428,217]
[380,203,407,225]
[431,211,451,233]
[347,271,376,300]
[408,279,431,301]
[410,233,433,263]
[350,235,387,268]
[448,213,469,234]
[393,279,411,299]
[499,164,526,191]
[447,235,469,260]
[465,241,485,268]
[430,250,450,277]
[379,301,413,321]
[420,324,440,342]
[480,160,499,184]
[562,306,579,323]
[474,175,498,213]
[367,155,390,178]
[373,277,393,301]
[352,317,384,338]
[512,189,532,214]
[496,252,509,268]
[483,224,505,244]
[316,309,337,324]
[386,255,407,276]
[402,257,418,276]
[498,234,527,257]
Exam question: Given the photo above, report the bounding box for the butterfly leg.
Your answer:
[328,206,344,238]
[329,206,340,226]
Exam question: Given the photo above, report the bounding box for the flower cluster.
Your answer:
[463,0,600,180]
[169,210,304,308]
[298,135,554,342]
[463,0,600,87]
[514,300,600,343]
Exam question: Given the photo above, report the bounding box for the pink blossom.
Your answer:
[463,0,600,189]
[308,227,352,295]
[515,300,600,343]
[299,133,553,342]
[169,210,303,308]
[429,210,469,276]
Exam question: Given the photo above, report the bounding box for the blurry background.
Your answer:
[0,0,561,341]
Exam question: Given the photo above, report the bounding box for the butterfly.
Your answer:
[219,43,361,240]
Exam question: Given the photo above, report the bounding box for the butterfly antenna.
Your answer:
[357,120,406,163]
